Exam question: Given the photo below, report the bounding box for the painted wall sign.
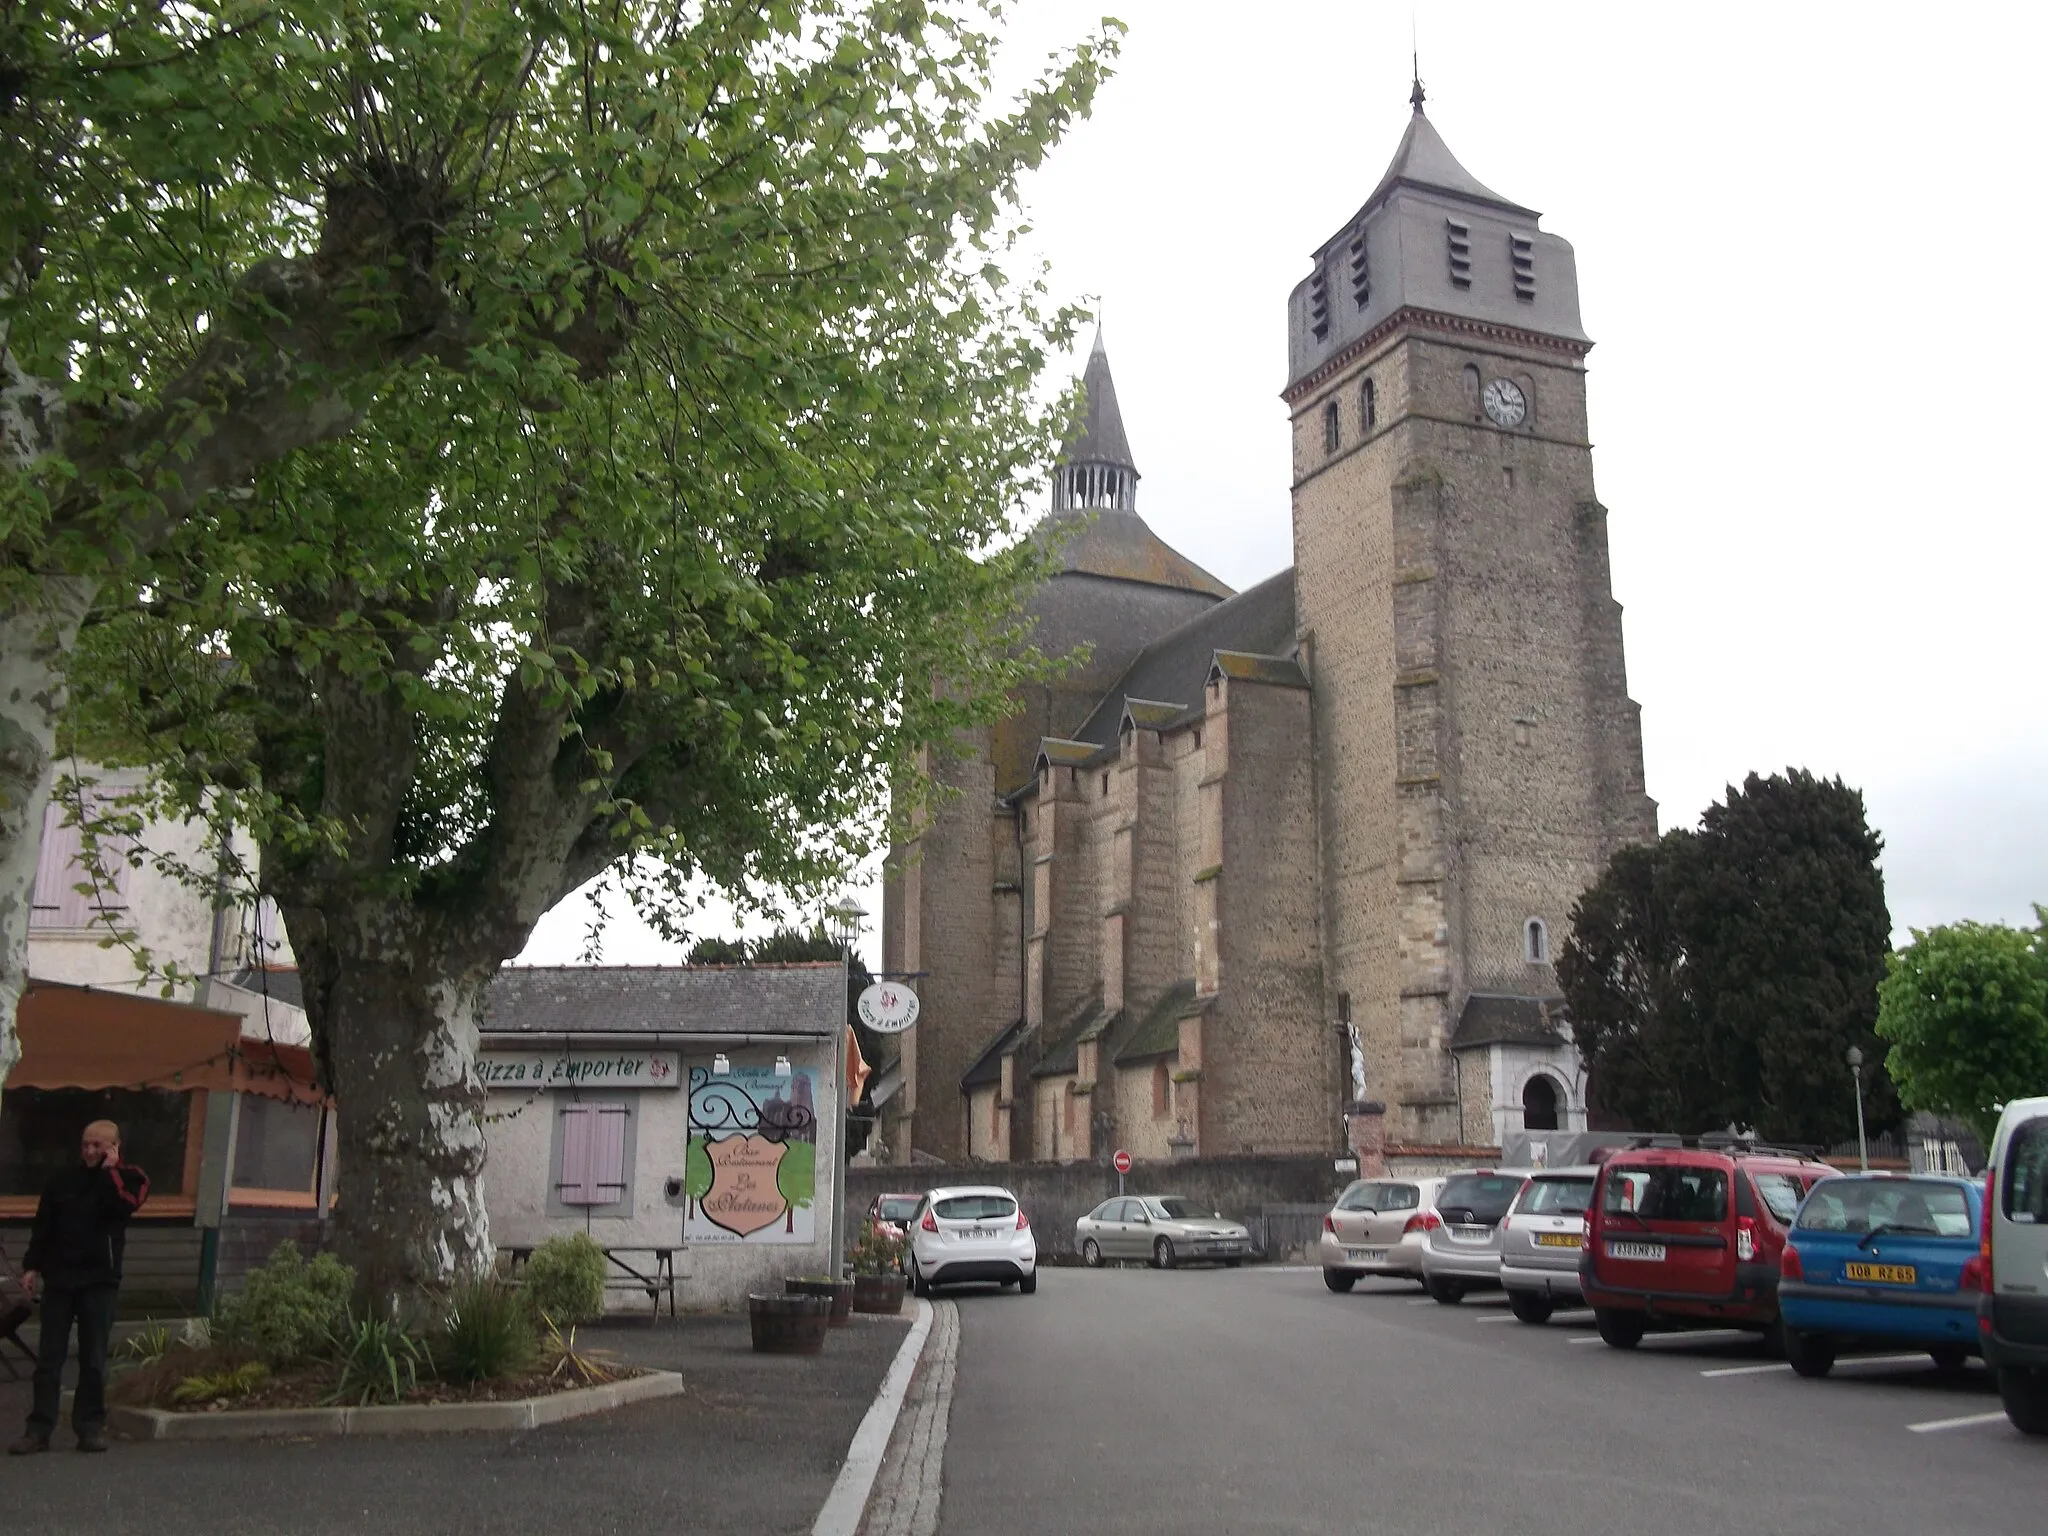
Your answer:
[478,1050,682,1090]
[684,1065,818,1244]
[856,981,921,1033]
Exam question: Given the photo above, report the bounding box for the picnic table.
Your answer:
[498,1244,680,1321]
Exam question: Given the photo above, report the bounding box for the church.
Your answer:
[879,85,1657,1167]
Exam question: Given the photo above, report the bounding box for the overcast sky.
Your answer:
[521,0,2046,968]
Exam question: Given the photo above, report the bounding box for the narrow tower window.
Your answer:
[1323,400,1340,454]
[1348,221,1370,309]
[1510,233,1536,301]
[1446,219,1472,288]
[1361,376,1377,432]
[1524,917,1550,965]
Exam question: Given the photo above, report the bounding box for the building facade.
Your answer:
[882,90,1655,1165]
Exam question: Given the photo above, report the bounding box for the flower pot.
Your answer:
[850,1272,907,1315]
[785,1276,855,1326]
[748,1293,831,1355]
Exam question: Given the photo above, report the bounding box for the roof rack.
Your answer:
[1621,1133,1823,1160]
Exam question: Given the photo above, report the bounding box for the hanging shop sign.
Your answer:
[856,982,921,1034]
[477,1049,682,1090]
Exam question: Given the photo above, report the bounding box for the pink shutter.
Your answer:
[558,1106,598,1204]
[592,1107,629,1203]
[30,802,89,927]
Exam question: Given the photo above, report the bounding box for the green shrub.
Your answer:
[330,1313,431,1406]
[171,1361,270,1404]
[439,1277,538,1383]
[213,1240,355,1367]
[523,1233,606,1325]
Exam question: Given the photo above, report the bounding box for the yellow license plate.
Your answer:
[1844,1262,1916,1284]
[1535,1233,1581,1248]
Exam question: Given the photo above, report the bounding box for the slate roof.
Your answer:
[1073,567,1299,745]
[1355,101,1535,222]
[1210,651,1310,689]
[1448,992,1568,1051]
[480,964,843,1038]
[1029,993,1123,1079]
[1112,980,1208,1066]
[1061,329,1138,472]
[960,1016,1027,1091]
[1033,508,1233,599]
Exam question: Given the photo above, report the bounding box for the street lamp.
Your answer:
[824,896,867,953]
[1847,1046,1868,1172]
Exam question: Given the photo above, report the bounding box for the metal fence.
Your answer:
[1250,1204,1330,1263]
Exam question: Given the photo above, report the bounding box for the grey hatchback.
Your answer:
[1497,1166,1598,1323]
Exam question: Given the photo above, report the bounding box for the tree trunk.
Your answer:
[320,954,495,1312]
[0,576,97,1087]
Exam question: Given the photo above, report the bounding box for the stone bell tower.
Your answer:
[1285,81,1656,1144]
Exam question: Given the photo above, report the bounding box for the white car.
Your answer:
[1982,1095,2048,1435]
[906,1185,1038,1296]
[1318,1176,1447,1290]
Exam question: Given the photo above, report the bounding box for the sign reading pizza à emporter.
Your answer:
[477,1050,682,1089]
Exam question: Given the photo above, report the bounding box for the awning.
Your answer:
[6,982,327,1107]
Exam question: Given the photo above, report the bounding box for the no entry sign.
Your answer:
[1112,1148,1132,1174]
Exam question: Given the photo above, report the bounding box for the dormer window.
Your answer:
[1510,233,1535,301]
[1308,262,1330,341]
[1348,221,1370,308]
[1446,219,1472,288]
[1323,400,1340,455]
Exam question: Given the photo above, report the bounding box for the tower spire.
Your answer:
[1410,55,1425,114]
[1053,325,1139,513]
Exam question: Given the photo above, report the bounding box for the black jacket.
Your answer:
[22,1161,151,1288]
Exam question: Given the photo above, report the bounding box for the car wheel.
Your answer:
[909,1256,932,1298]
[1507,1291,1553,1325]
[1928,1345,1970,1375]
[1594,1308,1645,1350]
[1019,1270,1038,1296]
[1998,1366,2048,1435]
[1783,1328,1836,1378]
[1081,1238,1104,1269]
[1425,1275,1465,1305]
[1153,1237,1176,1270]
[1322,1268,1357,1294]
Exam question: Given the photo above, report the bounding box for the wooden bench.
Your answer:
[498,1245,679,1322]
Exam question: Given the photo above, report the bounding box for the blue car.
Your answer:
[1778,1173,1988,1377]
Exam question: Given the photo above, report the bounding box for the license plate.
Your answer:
[1844,1262,1917,1285]
[1346,1247,1387,1262]
[1607,1241,1666,1263]
[969,1227,993,1239]
[1535,1233,1581,1248]
[1452,1225,1490,1241]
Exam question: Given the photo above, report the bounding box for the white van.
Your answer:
[1981,1095,2048,1434]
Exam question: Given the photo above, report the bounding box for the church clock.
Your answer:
[1481,377,1527,428]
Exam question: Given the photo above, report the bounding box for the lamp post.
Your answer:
[825,896,867,955]
[1847,1046,1868,1172]
[822,895,865,1278]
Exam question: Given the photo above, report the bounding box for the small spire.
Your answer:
[1089,322,1107,359]
[1410,55,1426,114]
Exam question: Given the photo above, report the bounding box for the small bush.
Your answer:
[439,1277,538,1383]
[539,1316,623,1388]
[849,1223,905,1276]
[331,1314,431,1407]
[171,1361,270,1404]
[121,1323,173,1366]
[523,1233,606,1325]
[213,1241,355,1367]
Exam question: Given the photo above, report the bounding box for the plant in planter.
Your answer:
[847,1224,908,1315]
[784,1274,855,1326]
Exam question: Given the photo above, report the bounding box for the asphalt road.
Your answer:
[941,1266,2044,1535]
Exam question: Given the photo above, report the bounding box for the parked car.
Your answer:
[1580,1143,1834,1348]
[1318,1176,1447,1292]
[1420,1170,1530,1303]
[1075,1195,1252,1269]
[1981,1095,2048,1434]
[1498,1166,1599,1322]
[906,1186,1037,1296]
[1777,1172,1986,1377]
[867,1191,924,1241]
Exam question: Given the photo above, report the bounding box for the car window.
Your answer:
[1797,1178,1976,1236]
[1603,1165,1727,1223]
[1519,1176,1594,1216]
[876,1197,921,1223]
[1111,1200,1138,1222]
[2006,1117,2048,1225]
[1337,1181,1413,1212]
[1436,1174,1525,1221]
[1152,1197,1210,1220]
[1086,1200,1118,1221]
[933,1194,1017,1222]
[1749,1173,1806,1226]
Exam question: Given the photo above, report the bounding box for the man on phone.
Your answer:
[9,1120,150,1455]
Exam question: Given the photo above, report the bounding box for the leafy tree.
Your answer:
[1561,770,1895,1145]
[49,1,1118,1307]
[685,936,750,966]
[1876,911,2048,1141]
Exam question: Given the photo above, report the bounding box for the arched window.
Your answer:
[1524,917,1550,965]
[1152,1062,1170,1118]
[1361,376,1377,432]
[1462,363,1481,406]
[1323,400,1340,454]
[1522,1075,1560,1132]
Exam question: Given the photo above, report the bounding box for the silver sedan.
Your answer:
[1075,1195,1252,1269]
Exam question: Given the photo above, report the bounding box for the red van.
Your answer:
[1580,1144,1835,1349]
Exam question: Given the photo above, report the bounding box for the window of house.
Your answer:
[555,1102,631,1209]
[1360,376,1377,432]
[0,1087,192,1199]
[1524,917,1550,965]
[29,796,132,930]
[1522,1075,1561,1132]
[1323,400,1340,454]
[1152,1061,1170,1118]
[231,1096,325,1206]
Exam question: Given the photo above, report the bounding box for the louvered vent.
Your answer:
[1348,222,1370,308]
[1510,233,1535,301]
[1446,220,1472,288]
[1308,262,1330,340]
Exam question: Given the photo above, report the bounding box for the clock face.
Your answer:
[1481,377,1528,428]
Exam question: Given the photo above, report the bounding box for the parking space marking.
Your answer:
[1701,1362,1791,1377]
[1405,1297,1438,1306]
[1907,1411,2009,1435]
[1474,1314,1518,1324]
[1639,1329,1751,1347]
[1567,1336,1604,1345]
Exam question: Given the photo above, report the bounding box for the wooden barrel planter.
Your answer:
[748,1293,831,1355]
[785,1276,855,1326]
[851,1272,908,1315]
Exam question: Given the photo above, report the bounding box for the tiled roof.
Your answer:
[1448,992,1567,1051]
[1033,508,1234,599]
[960,1017,1027,1091]
[1112,980,1207,1065]
[480,964,843,1038]
[1036,738,1102,769]
[1210,651,1309,689]
[1029,994,1122,1079]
